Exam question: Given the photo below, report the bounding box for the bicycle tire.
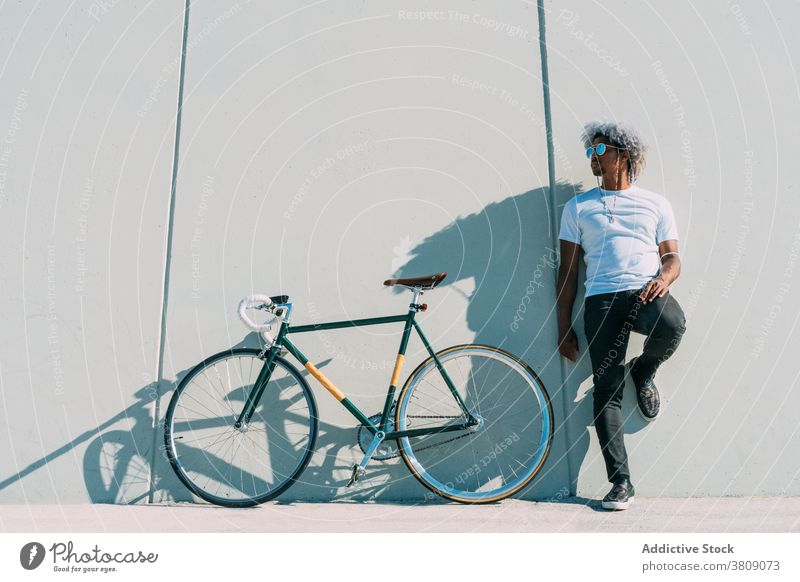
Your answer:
[396,344,553,504]
[164,347,318,507]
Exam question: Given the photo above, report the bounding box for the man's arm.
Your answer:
[640,239,681,302]
[656,239,681,284]
[556,239,582,361]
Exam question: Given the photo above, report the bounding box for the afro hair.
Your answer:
[581,120,648,182]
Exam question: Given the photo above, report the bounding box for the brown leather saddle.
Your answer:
[383,272,447,290]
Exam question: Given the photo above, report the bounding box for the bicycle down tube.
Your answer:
[233,301,478,440]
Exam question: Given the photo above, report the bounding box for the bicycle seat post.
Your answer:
[409,285,423,307]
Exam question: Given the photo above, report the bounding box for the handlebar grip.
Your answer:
[237,294,274,332]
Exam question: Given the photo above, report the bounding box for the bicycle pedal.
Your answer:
[346,464,366,488]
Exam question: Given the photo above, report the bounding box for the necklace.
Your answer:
[599,187,618,222]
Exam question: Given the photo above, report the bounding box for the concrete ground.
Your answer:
[1,497,798,532]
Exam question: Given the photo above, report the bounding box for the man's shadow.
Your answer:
[389,181,651,506]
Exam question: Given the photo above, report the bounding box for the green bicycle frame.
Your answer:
[234,301,478,439]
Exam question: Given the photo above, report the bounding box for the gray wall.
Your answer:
[1,0,798,504]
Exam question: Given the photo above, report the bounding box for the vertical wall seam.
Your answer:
[148,0,191,504]
[536,0,576,494]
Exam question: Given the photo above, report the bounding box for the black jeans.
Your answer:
[583,285,687,484]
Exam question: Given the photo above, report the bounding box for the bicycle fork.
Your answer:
[234,344,280,430]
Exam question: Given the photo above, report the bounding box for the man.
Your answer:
[556,121,687,511]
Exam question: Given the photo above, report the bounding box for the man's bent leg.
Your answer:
[631,291,687,380]
[583,292,637,483]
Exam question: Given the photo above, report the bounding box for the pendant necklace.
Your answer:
[598,186,618,223]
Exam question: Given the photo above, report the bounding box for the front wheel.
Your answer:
[396,344,553,504]
[164,347,318,507]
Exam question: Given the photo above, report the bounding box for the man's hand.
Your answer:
[640,276,670,303]
[558,327,580,362]
[645,240,681,302]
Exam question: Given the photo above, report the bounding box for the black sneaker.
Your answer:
[601,477,635,510]
[628,356,661,422]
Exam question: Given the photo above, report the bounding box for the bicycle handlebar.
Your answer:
[237,294,275,333]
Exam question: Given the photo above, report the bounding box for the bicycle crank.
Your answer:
[347,430,385,487]
[356,407,399,460]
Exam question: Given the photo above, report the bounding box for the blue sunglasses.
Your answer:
[586,143,627,158]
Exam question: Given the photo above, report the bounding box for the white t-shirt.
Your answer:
[558,185,679,297]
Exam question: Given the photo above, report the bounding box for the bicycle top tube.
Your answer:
[278,285,434,334]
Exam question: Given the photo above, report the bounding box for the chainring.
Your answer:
[356,407,400,461]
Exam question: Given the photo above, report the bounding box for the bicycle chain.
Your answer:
[357,414,475,460]
[405,415,478,452]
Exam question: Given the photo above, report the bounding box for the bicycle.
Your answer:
[164,272,554,507]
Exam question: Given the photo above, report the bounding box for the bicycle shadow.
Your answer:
[0,380,169,504]
[388,182,650,506]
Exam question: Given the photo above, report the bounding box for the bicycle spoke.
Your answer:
[178,390,236,423]
[397,346,552,503]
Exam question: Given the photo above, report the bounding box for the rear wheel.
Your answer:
[396,344,553,503]
[164,347,318,507]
